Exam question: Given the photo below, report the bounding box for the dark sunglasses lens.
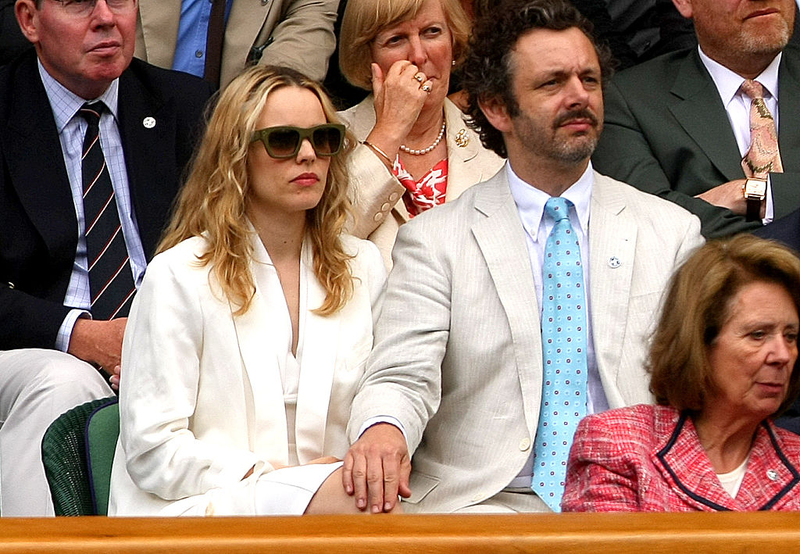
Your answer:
[312,126,342,155]
[267,129,300,158]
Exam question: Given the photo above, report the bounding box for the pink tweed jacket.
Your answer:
[562,404,800,512]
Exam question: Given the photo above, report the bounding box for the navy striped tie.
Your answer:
[79,102,135,319]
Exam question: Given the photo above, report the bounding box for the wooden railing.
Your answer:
[3,512,800,553]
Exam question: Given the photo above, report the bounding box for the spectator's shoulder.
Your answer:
[595,171,700,231]
[123,58,214,105]
[611,47,695,88]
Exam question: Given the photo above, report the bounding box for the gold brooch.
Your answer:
[455,128,470,148]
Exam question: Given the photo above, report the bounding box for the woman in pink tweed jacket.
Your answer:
[563,235,800,512]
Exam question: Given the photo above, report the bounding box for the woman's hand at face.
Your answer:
[367,60,434,158]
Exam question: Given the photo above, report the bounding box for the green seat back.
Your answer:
[41,397,116,516]
[86,400,120,516]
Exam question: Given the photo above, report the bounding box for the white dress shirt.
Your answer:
[38,61,147,350]
[698,47,782,223]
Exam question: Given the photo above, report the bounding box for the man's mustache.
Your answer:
[554,109,598,128]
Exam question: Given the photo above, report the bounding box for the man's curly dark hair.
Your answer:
[461,0,613,158]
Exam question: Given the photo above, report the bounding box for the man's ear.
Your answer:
[15,0,40,45]
[671,0,693,19]
[478,95,513,134]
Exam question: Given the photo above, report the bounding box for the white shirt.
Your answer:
[698,47,782,223]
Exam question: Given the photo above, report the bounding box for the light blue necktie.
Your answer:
[532,197,588,512]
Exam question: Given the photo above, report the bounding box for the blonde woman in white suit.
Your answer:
[108,65,388,516]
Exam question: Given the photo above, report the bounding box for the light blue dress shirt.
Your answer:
[38,61,147,351]
[172,0,234,78]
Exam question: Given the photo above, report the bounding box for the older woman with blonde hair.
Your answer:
[563,235,800,512]
[338,0,503,268]
[108,65,388,516]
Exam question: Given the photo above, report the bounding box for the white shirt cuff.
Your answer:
[56,309,91,352]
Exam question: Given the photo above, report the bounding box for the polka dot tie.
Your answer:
[532,197,588,512]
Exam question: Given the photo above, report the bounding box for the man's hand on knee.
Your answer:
[342,423,412,513]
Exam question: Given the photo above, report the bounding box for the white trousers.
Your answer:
[0,349,112,516]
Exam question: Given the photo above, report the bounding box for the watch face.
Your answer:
[745,179,767,197]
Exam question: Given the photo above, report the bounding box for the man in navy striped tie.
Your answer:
[0,0,211,515]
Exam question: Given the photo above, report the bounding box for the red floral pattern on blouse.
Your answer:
[393,157,449,218]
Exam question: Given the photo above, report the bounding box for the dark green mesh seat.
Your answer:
[41,396,118,516]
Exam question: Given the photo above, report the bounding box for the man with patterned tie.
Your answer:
[0,0,211,515]
[342,0,703,514]
[592,0,800,238]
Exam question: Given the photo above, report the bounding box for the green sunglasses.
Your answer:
[251,124,346,159]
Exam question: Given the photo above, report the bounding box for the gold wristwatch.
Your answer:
[743,178,766,222]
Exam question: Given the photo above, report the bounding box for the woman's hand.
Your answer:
[367,60,434,160]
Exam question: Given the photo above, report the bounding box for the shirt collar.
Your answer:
[506,161,593,243]
[38,59,120,133]
[698,46,782,106]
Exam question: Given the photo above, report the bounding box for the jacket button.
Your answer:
[389,193,399,202]
[380,202,391,212]
[471,492,486,502]
[519,438,531,451]
[373,212,384,222]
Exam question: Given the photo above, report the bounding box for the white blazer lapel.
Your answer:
[471,173,543,437]
[294,241,340,463]
[588,173,637,400]
[231,232,290,464]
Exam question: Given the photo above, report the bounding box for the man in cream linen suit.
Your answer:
[343,0,704,514]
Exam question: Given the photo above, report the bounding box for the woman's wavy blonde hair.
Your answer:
[159,65,355,316]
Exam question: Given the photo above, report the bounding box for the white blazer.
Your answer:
[348,168,704,513]
[109,232,385,516]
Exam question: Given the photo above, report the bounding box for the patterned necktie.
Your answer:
[532,197,588,512]
[79,102,136,320]
[741,79,783,178]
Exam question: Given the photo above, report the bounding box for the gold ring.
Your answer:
[421,83,432,93]
[414,73,425,83]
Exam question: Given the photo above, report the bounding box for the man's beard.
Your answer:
[515,107,601,165]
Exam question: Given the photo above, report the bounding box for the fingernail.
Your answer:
[384,502,392,512]
[357,498,366,509]
[372,504,381,514]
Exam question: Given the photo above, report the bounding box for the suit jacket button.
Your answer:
[373,212,384,222]
[471,492,486,502]
[380,202,391,212]
[519,438,531,451]
[389,193,399,202]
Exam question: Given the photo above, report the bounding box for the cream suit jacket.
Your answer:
[348,168,704,513]
[135,0,339,88]
[338,97,504,269]
[109,233,385,516]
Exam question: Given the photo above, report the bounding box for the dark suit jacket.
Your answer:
[0,50,212,349]
[593,46,800,238]
[755,207,800,252]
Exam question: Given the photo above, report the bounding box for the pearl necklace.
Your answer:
[400,120,446,156]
